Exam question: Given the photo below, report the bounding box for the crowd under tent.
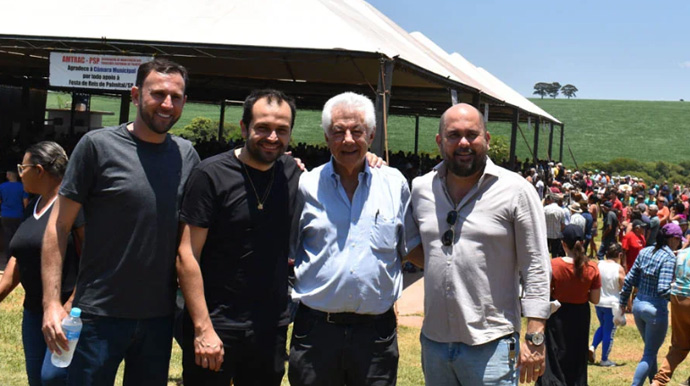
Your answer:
[0,0,561,164]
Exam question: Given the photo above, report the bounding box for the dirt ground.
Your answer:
[397,271,424,328]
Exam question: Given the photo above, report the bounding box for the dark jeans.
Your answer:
[181,314,288,386]
[547,238,563,258]
[22,308,69,386]
[598,238,615,259]
[288,305,398,386]
[67,314,174,386]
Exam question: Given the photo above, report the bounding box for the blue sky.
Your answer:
[367,0,689,101]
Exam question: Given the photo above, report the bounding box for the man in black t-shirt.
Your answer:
[177,89,300,386]
[598,201,619,259]
[42,58,200,385]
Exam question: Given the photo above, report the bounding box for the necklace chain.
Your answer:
[241,161,276,210]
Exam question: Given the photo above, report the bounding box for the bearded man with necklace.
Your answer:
[176,89,301,386]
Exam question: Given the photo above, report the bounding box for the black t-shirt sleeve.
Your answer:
[180,166,216,228]
[60,135,96,204]
[72,207,86,229]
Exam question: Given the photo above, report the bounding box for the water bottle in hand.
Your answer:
[51,307,83,368]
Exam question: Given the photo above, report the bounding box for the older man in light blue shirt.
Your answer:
[289,92,410,386]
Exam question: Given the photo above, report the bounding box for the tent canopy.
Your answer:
[0,0,559,124]
[410,32,561,125]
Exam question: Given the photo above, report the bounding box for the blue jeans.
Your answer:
[632,295,669,386]
[598,238,615,259]
[68,314,174,386]
[420,332,518,386]
[22,308,69,386]
[591,306,617,362]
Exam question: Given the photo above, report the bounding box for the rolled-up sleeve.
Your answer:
[514,184,552,319]
[404,180,421,254]
[658,257,675,299]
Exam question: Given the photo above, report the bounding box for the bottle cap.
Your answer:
[70,307,82,318]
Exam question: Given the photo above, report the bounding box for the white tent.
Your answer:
[409,31,564,162]
[0,0,485,94]
[410,32,561,124]
[0,0,561,157]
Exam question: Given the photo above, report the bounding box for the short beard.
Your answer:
[139,104,178,134]
[246,139,286,165]
[446,154,487,177]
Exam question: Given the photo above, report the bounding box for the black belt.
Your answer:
[299,303,394,324]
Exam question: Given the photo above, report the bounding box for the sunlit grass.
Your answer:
[3,271,689,385]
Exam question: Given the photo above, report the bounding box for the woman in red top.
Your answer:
[537,224,601,386]
[622,219,647,272]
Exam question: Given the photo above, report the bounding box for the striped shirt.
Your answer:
[620,245,676,307]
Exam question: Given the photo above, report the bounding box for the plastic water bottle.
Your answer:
[51,307,83,368]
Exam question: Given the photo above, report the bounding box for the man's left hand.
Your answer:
[518,340,545,383]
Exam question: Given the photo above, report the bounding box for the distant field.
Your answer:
[531,98,690,166]
[47,93,690,167]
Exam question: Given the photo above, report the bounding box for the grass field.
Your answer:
[2,282,690,386]
[531,98,690,166]
[46,93,690,168]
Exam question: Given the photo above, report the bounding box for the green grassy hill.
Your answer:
[530,98,690,166]
[47,93,690,168]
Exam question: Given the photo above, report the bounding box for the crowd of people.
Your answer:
[523,160,690,386]
[0,57,688,386]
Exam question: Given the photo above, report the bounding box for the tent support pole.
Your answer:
[373,58,393,158]
[558,123,563,162]
[533,118,539,165]
[509,108,519,170]
[548,121,554,160]
[119,93,130,124]
[414,114,420,155]
[449,89,458,105]
[218,99,226,142]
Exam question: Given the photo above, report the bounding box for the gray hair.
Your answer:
[321,92,376,135]
[26,141,69,179]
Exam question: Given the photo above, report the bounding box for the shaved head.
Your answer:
[439,103,486,135]
[436,103,491,178]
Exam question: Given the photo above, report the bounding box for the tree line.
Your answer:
[533,82,578,99]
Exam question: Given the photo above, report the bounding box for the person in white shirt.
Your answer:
[589,243,625,367]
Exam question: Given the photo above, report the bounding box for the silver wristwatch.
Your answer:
[525,332,545,346]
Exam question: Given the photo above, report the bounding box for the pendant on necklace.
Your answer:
[257,203,264,210]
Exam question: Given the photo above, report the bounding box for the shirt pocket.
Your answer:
[370,215,399,255]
